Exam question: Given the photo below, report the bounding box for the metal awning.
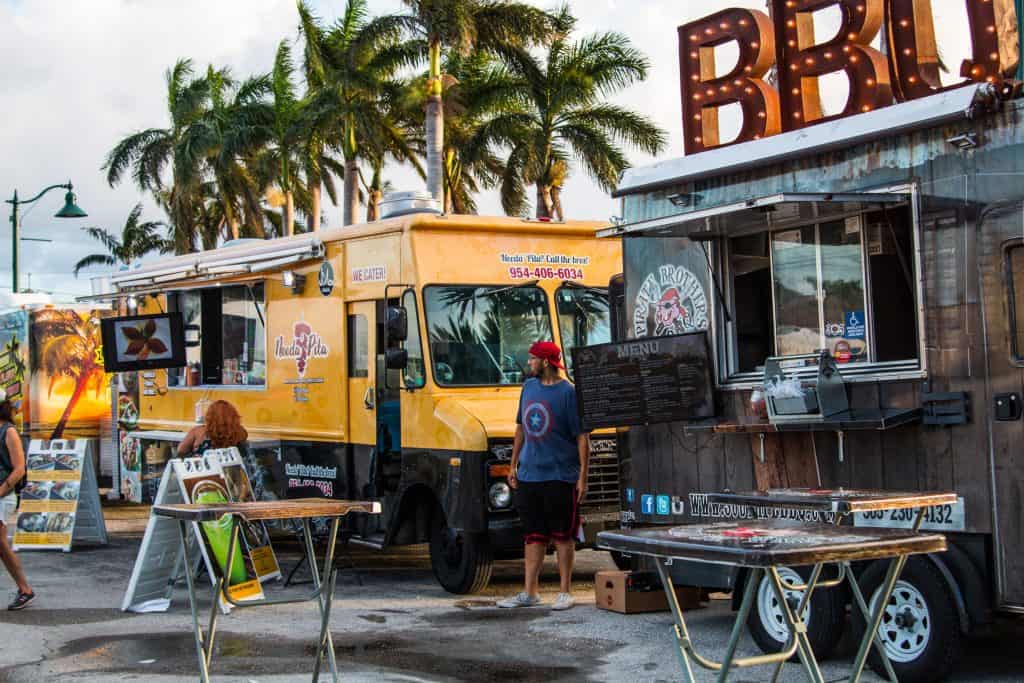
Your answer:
[598,192,909,239]
[78,236,324,302]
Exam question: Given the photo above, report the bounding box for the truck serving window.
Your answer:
[167,283,266,387]
[556,285,611,378]
[1009,243,1024,363]
[423,285,552,386]
[727,206,917,378]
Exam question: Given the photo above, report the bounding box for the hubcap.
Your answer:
[757,567,810,643]
[870,580,932,663]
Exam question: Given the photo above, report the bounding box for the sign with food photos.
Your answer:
[172,449,281,608]
[13,439,107,551]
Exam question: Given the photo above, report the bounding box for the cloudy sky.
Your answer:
[0,0,974,298]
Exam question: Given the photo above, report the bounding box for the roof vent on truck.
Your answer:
[379,191,441,219]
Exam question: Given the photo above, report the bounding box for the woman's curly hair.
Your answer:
[204,400,247,448]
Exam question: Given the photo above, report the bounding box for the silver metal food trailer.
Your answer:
[596,76,1024,681]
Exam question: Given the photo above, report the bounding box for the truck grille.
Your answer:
[583,438,619,507]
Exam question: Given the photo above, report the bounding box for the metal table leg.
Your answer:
[312,517,341,683]
[177,519,212,683]
[849,554,908,682]
[654,559,699,682]
[716,566,761,683]
[765,566,826,683]
[769,561,826,683]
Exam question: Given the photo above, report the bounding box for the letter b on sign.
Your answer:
[679,9,781,155]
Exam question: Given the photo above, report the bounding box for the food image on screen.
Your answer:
[50,481,80,501]
[101,313,186,372]
[54,454,82,471]
[27,454,55,470]
[20,482,51,500]
[116,318,172,362]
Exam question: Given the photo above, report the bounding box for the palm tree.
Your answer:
[489,20,667,218]
[73,203,171,277]
[432,52,521,214]
[104,59,211,253]
[178,66,272,241]
[263,40,303,236]
[298,0,420,226]
[387,0,555,203]
[31,310,105,439]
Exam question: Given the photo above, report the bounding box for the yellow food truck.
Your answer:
[103,203,622,593]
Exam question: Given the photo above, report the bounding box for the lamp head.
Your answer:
[55,186,87,218]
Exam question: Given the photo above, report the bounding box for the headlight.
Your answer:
[488,482,512,509]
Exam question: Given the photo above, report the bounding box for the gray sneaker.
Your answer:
[551,592,575,611]
[497,592,541,608]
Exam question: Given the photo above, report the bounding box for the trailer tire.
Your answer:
[746,566,846,661]
[429,509,493,594]
[852,557,962,683]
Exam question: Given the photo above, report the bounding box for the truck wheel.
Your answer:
[429,509,493,594]
[851,557,962,683]
[746,566,846,661]
[610,550,634,571]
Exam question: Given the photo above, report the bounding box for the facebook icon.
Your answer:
[640,494,655,515]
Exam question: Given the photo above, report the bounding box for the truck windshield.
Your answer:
[423,285,552,385]
[556,285,611,377]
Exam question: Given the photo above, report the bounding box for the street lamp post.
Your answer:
[5,181,87,294]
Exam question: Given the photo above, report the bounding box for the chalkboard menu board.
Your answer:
[572,332,715,430]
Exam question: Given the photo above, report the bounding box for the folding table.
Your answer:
[597,520,946,683]
[706,488,957,681]
[153,498,381,683]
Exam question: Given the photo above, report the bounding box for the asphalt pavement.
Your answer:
[1,532,1023,682]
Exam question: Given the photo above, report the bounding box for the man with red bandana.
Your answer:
[498,341,589,611]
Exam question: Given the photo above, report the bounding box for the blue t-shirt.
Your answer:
[515,378,584,483]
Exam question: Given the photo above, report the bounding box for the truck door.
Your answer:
[979,202,1024,607]
[346,302,376,498]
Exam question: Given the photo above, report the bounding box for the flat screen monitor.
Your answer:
[100,312,186,373]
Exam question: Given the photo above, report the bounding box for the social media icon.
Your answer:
[641,494,655,515]
[656,495,671,515]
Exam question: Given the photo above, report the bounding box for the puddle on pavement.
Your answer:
[358,613,387,623]
[48,630,593,680]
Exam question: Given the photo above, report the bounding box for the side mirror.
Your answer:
[385,348,408,370]
[386,306,408,342]
[184,324,201,348]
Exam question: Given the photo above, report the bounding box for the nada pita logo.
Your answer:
[633,264,709,338]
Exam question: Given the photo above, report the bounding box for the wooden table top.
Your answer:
[153,498,382,522]
[705,488,958,513]
[597,520,946,567]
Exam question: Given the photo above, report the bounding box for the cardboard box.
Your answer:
[594,570,703,614]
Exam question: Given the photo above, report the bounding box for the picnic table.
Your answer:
[153,498,381,683]
[598,516,947,683]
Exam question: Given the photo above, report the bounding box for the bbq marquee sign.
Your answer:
[680,0,1019,154]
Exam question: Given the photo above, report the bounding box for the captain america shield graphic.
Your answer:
[523,401,552,439]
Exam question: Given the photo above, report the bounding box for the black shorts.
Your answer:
[515,480,579,545]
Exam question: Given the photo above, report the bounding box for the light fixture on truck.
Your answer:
[281,271,306,294]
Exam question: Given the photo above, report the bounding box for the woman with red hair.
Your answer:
[177,400,249,457]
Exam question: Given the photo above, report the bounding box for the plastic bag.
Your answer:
[764,376,806,399]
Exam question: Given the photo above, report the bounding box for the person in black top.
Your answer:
[0,392,34,610]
